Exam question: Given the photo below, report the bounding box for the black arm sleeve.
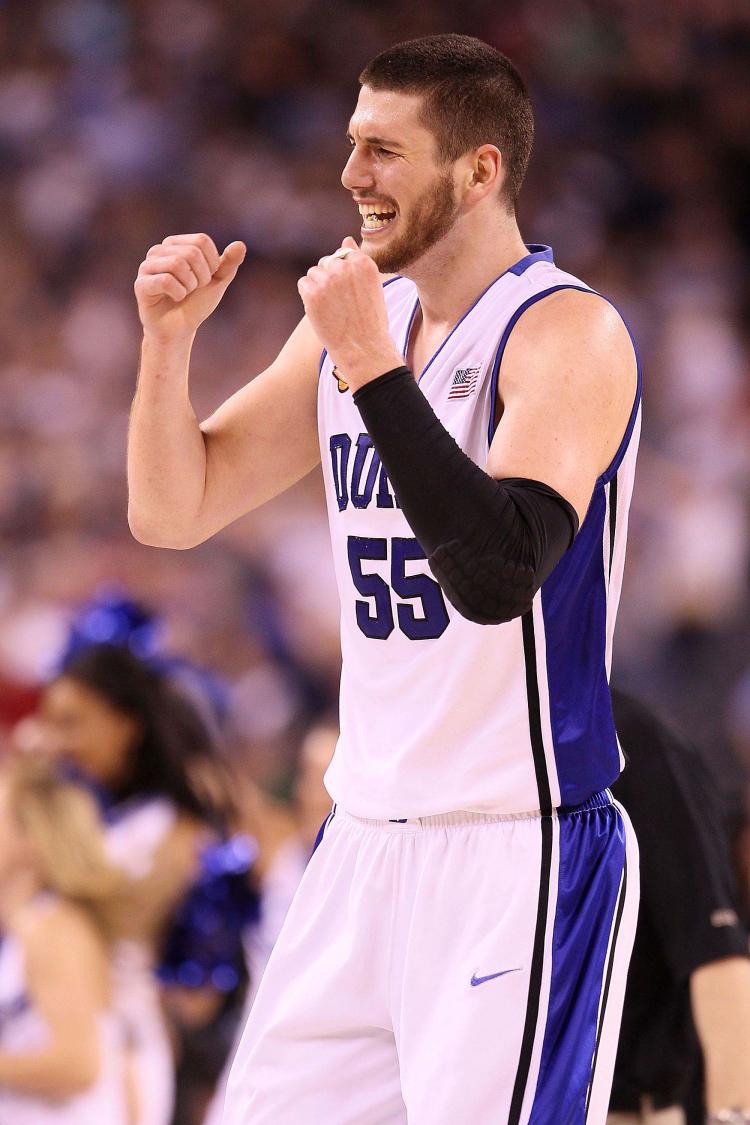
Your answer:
[352,366,579,625]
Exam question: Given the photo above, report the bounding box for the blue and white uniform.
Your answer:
[224,245,640,1125]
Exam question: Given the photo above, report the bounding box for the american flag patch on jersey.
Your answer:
[447,364,481,399]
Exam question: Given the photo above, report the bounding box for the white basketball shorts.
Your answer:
[222,790,638,1125]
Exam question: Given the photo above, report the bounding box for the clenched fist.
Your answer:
[297,236,402,392]
[134,233,246,341]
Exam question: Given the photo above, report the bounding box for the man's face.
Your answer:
[342,86,460,274]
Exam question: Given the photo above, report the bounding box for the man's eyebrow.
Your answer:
[346,130,404,150]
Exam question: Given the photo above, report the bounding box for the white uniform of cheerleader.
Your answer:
[0,910,126,1125]
[105,797,178,1125]
[224,246,641,1125]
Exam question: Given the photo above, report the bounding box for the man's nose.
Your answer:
[341,147,375,191]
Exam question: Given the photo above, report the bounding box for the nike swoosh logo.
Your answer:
[470,968,522,987]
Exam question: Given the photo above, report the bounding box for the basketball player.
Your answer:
[129,34,641,1124]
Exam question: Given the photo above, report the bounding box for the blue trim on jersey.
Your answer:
[528,797,626,1124]
[485,285,642,476]
[398,245,555,385]
[598,325,643,484]
[541,485,620,806]
[402,299,421,358]
[485,285,642,455]
[322,247,556,387]
[507,244,554,275]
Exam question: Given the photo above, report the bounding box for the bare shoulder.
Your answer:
[522,286,628,334]
[501,288,636,399]
[488,288,638,519]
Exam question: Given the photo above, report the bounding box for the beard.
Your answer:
[364,168,459,274]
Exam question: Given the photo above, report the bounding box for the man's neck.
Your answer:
[400,212,529,330]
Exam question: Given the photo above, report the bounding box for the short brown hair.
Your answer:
[359,34,534,210]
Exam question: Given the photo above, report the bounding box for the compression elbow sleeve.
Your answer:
[352,366,579,625]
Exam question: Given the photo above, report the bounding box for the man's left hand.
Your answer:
[297,236,403,392]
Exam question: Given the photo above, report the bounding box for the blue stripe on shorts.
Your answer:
[528,795,626,1124]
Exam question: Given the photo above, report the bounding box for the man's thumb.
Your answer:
[214,241,247,283]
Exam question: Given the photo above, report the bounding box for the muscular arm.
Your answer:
[0,904,106,1097]
[486,288,637,525]
[127,234,322,549]
[691,956,750,1115]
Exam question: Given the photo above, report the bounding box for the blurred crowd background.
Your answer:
[0,0,749,1120]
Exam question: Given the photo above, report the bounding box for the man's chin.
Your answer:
[365,239,413,276]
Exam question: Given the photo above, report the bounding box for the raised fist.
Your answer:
[134,234,246,341]
[297,236,402,391]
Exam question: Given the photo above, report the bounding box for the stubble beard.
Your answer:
[364,169,459,275]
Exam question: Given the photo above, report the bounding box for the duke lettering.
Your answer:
[329,433,400,513]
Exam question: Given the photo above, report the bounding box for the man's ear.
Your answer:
[470,144,503,191]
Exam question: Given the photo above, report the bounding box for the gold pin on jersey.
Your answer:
[332,365,349,393]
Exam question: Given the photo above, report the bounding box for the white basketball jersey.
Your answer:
[318,245,641,819]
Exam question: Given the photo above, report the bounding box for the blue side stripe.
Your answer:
[528,800,626,1124]
[310,803,336,858]
[540,485,619,807]
[585,849,628,1118]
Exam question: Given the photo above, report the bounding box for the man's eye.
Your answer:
[377,147,396,158]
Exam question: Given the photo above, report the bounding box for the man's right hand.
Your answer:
[134,233,246,341]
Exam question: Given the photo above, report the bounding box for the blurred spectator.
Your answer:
[29,641,240,1125]
[0,757,128,1124]
[610,690,750,1125]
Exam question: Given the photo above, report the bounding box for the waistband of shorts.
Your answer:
[337,789,613,832]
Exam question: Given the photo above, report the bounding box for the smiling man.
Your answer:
[129,34,641,1125]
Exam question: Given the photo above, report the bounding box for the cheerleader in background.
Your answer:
[36,641,237,1125]
[0,758,127,1125]
[202,719,337,1125]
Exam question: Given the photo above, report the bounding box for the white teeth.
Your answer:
[358,204,396,230]
[358,204,396,219]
